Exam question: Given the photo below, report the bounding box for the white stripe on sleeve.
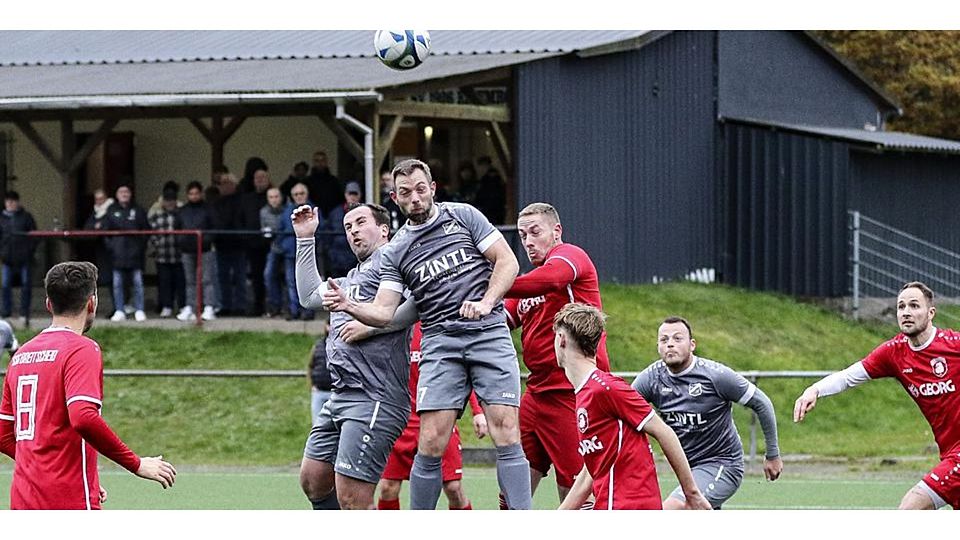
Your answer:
[0,413,14,421]
[477,229,504,253]
[548,255,579,280]
[738,382,757,405]
[635,409,656,432]
[66,395,103,408]
[379,281,405,294]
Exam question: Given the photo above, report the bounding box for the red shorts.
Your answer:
[519,390,584,489]
[381,420,463,483]
[921,455,960,509]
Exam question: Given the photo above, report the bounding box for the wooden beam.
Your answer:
[221,116,247,142]
[211,115,225,173]
[377,100,510,123]
[13,118,62,172]
[60,119,77,231]
[188,117,213,142]
[381,66,512,100]
[489,121,513,170]
[319,116,364,162]
[66,118,118,175]
[375,114,404,170]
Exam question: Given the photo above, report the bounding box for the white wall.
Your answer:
[1,115,339,228]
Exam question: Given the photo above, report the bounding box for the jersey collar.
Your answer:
[574,367,599,394]
[402,203,442,231]
[664,355,698,378]
[908,327,938,352]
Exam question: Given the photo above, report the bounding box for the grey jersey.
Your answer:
[632,356,757,467]
[326,247,411,407]
[379,202,505,333]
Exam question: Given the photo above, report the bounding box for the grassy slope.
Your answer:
[3,283,943,466]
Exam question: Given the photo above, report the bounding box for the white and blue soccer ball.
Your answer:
[373,30,431,71]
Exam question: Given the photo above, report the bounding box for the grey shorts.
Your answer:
[668,462,744,509]
[303,392,409,484]
[418,322,520,412]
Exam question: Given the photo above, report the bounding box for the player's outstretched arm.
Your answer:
[558,465,593,510]
[323,280,402,327]
[338,297,420,343]
[505,255,577,298]
[0,418,15,459]
[461,238,519,319]
[642,414,711,510]
[742,388,782,481]
[136,456,178,489]
[794,361,871,422]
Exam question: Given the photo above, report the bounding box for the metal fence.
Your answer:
[0,367,826,462]
[849,210,960,324]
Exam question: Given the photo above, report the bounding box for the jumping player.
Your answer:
[376,322,487,510]
[0,261,176,510]
[554,303,710,510]
[294,203,417,510]
[503,202,610,503]
[322,159,531,510]
[795,281,960,510]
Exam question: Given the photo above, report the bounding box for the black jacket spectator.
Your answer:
[176,200,214,253]
[0,207,37,266]
[474,167,506,224]
[309,168,344,219]
[309,338,333,392]
[104,202,150,269]
[240,190,270,249]
[211,191,246,252]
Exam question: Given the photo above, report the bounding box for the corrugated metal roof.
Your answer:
[725,117,960,155]
[0,52,557,100]
[0,30,648,66]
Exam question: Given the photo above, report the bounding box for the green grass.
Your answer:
[0,465,921,509]
[0,282,943,466]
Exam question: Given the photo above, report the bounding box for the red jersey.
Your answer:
[407,323,481,428]
[861,327,960,459]
[0,329,122,509]
[504,243,609,393]
[575,369,660,510]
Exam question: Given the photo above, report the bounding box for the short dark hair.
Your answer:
[45,261,98,315]
[186,181,204,192]
[346,203,391,227]
[901,281,935,305]
[4,191,19,201]
[392,158,433,183]
[661,316,693,339]
[294,161,309,170]
[162,181,180,193]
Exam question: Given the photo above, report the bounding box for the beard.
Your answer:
[406,201,433,225]
[83,314,94,333]
[900,320,927,337]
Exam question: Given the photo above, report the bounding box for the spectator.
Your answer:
[239,156,268,195]
[260,187,286,318]
[428,159,455,202]
[308,335,334,426]
[379,170,403,233]
[277,182,317,321]
[83,188,115,285]
[104,184,149,322]
[148,180,181,219]
[457,160,478,203]
[211,173,248,317]
[148,187,185,318]
[307,149,343,219]
[281,161,310,203]
[0,191,37,322]
[176,181,216,322]
[241,167,272,317]
[320,182,360,279]
[474,156,506,224]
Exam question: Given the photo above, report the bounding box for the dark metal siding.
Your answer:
[850,152,960,252]
[516,31,716,283]
[719,122,849,296]
[718,31,884,130]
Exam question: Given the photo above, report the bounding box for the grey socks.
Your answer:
[496,443,532,510]
[409,453,443,510]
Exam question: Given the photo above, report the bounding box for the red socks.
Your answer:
[377,498,401,510]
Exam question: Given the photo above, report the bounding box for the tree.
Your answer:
[815,31,960,139]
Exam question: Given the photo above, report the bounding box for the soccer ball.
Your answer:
[373,30,431,70]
